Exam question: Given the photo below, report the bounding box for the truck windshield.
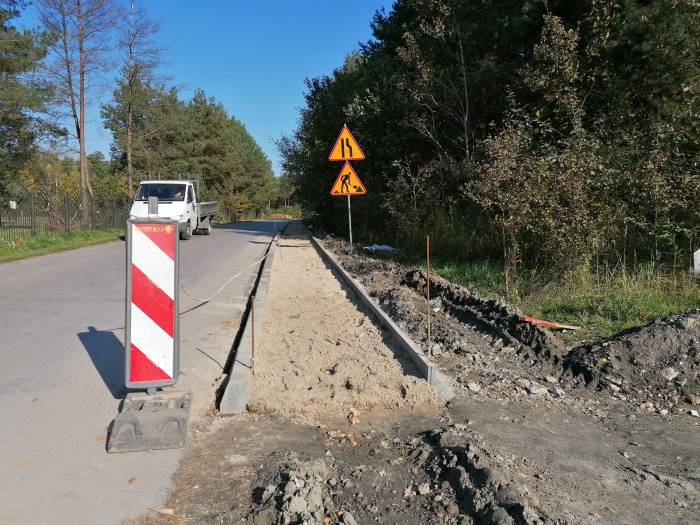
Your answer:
[136,183,186,202]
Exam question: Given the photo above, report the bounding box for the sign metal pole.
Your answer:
[347,195,353,252]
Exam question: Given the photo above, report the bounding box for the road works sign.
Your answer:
[125,219,179,389]
[328,124,366,161]
[330,161,367,196]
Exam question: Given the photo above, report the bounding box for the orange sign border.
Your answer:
[328,125,366,162]
[330,161,367,196]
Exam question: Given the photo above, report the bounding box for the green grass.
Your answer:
[0,228,124,263]
[373,250,699,340]
[520,273,698,340]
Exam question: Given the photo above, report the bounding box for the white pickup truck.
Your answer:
[129,180,219,240]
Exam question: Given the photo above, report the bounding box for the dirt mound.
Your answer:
[402,269,566,361]
[250,455,338,525]
[321,236,564,362]
[428,425,546,525]
[249,424,548,525]
[563,309,700,411]
[320,233,700,415]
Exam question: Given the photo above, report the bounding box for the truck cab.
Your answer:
[129,180,219,240]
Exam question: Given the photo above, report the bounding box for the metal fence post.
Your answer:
[30,194,37,237]
[64,194,70,232]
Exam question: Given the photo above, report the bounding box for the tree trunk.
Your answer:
[77,0,91,226]
[126,101,134,198]
[502,226,510,296]
[58,4,82,209]
[455,18,470,162]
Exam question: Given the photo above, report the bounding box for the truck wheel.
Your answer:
[203,222,212,235]
[180,221,191,240]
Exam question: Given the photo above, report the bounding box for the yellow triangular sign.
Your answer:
[328,125,365,161]
[330,162,367,196]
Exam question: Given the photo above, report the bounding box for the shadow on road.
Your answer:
[78,326,126,399]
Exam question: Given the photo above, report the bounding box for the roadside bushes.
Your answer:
[281,0,700,289]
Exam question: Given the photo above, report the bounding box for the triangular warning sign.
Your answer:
[328,125,365,161]
[330,162,367,196]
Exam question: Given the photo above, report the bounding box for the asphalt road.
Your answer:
[0,220,284,525]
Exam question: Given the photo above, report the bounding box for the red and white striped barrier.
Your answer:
[125,219,179,389]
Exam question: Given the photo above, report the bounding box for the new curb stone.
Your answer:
[219,236,278,415]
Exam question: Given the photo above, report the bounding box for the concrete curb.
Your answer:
[309,235,455,402]
[218,235,278,415]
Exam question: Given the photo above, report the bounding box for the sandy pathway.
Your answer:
[249,223,437,425]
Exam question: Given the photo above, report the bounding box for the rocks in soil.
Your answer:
[526,382,548,396]
[562,309,700,410]
[341,512,358,525]
[401,268,565,362]
[251,455,335,524]
[514,378,531,389]
[427,425,547,525]
[661,367,679,381]
[467,382,481,393]
[249,423,551,525]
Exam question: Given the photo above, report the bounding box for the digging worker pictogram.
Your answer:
[340,172,351,193]
[329,162,366,196]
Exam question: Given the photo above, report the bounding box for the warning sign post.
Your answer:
[327,125,367,252]
[125,218,180,390]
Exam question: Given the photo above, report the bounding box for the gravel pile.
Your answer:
[563,309,700,414]
[249,423,549,525]
[251,455,342,525]
[427,425,547,525]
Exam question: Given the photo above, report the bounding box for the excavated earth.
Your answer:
[315,235,700,524]
[135,228,699,525]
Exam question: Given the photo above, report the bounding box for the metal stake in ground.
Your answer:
[251,294,256,374]
[427,235,431,359]
[347,195,353,253]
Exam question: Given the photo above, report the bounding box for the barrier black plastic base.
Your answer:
[107,391,191,453]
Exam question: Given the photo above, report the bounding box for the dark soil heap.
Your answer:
[401,269,565,362]
[563,309,700,410]
[249,424,548,525]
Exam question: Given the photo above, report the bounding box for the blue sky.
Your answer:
[21,1,392,174]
